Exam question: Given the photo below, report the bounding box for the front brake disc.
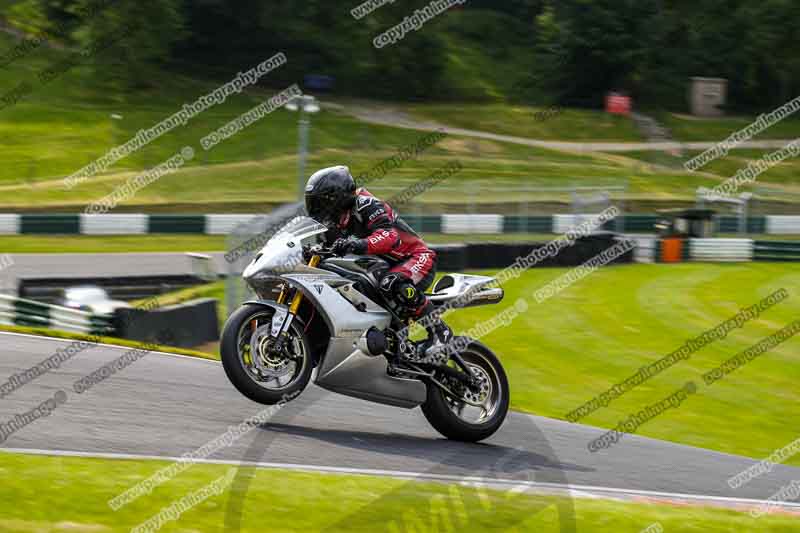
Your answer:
[249,324,292,377]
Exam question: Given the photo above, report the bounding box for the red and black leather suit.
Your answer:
[327,188,437,318]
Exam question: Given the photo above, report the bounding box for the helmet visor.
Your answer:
[305,193,336,225]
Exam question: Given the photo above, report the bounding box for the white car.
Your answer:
[58,286,130,315]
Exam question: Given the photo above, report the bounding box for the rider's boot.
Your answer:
[413,301,453,365]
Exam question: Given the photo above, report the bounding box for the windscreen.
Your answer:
[270,216,328,245]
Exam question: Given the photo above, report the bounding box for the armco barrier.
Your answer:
[653,238,800,262]
[442,214,503,234]
[0,213,797,235]
[754,241,800,262]
[630,234,659,263]
[81,214,148,235]
[503,215,553,233]
[689,239,753,262]
[20,214,80,234]
[0,294,114,335]
[206,214,259,235]
[405,214,443,234]
[148,215,206,234]
[0,214,20,234]
[654,238,758,262]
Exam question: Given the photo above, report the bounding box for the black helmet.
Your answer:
[304,165,356,226]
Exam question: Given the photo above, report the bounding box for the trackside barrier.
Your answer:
[753,241,800,262]
[0,213,797,235]
[0,294,115,335]
[654,238,800,263]
[442,214,503,234]
[689,239,754,262]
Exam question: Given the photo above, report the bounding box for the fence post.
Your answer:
[617,181,627,233]
[523,184,530,234]
[468,181,477,233]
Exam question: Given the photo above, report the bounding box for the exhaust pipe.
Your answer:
[356,327,386,357]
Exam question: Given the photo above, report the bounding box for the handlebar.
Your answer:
[305,243,337,259]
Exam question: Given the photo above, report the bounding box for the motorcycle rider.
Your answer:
[304,165,452,362]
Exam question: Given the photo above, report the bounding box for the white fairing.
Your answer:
[240,216,427,408]
[237,216,500,409]
[429,274,504,308]
[243,217,328,279]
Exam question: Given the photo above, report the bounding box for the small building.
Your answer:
[654,208,716,263]
[655,208,716,238]
[689,77,728,117]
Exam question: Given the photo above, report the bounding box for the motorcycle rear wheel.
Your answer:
[421,339,509,442]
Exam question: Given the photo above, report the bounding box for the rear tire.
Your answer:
[220,303,313,405]
[421,340,509,442]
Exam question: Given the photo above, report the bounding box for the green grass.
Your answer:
[1,451,797,532]
[659,112,800,142]
[442,263,800,464]
[623,148,800,190]
[5,233,800,255]
[5,137,723,210]
[689,150,800,187]
[5,33,797,211]
[406,102,643,142]
[0,234,228,253]
[0,33,651,210]
[0,233,573,254]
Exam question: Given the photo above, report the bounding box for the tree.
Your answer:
[74,0,185,88]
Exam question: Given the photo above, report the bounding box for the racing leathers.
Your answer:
[327,188,452,362]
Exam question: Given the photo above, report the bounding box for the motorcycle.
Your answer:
[220,216,509,442]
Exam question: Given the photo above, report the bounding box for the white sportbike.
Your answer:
[220,217,509,442]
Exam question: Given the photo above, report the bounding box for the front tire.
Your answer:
[220,303,313,405]
[421,339,509,442]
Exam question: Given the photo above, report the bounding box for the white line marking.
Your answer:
[3,446,800,511]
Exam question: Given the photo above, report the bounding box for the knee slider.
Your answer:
[379,273,423,308]
[395,280,423,308]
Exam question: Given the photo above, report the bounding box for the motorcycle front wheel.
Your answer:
[421,339,509,442]
[220,303,313,405]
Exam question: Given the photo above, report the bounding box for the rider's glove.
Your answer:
[302,244,315,262]
[332,237,367,256]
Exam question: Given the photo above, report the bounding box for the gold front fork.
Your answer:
[283,254,320,313]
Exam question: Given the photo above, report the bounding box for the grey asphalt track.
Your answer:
[2,331,800,509]
[4,252,227,280]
